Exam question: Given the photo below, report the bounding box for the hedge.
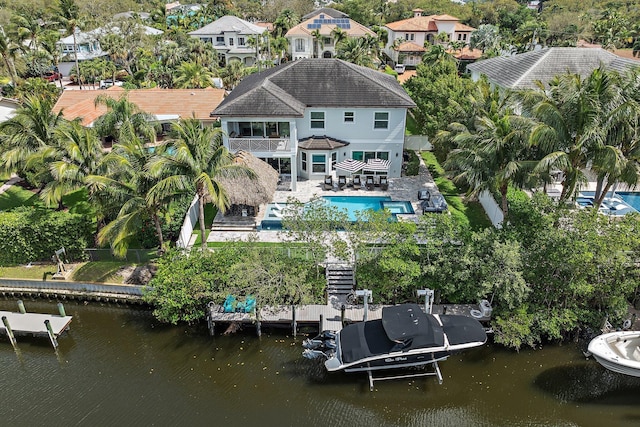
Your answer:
[0,206,93,265]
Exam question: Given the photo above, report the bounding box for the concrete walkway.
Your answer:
[0,175,22,195]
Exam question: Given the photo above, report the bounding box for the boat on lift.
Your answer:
[303,303,487,389]
[588,331,640,377]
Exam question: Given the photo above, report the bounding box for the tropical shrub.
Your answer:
[0,206,93,265]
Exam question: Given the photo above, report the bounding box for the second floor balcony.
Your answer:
[228,137,291,153]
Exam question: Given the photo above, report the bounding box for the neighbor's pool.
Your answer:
[260,196,414,230]
[577,191,638,216]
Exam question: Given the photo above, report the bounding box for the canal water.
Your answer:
[2,300,640,426]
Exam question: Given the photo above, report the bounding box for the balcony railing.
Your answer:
[228,137,291,152]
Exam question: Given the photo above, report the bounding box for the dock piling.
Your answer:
[57,303,66,317]
[17,300,26,314]
[44,320,58,349]
[319,314,323,332]
[291,305,297,337]
[341,304,346,327]
[2,316,17,348]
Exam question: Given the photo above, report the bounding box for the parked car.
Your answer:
[394,64,406,74]
[42,71,62,82]
[99,79,124,89]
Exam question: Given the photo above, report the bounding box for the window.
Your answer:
[238,37,245,46]
[324,37,331,45]
[295,39,305,52]
[374,112,389,129]
[463,34,468,41]
[301,152,307,171]
[216,36,224,45]
[331,152,337,170]
[344,112,354,123]
[310,112,325,129]
[229,38,234,46]
[352,151,389,161]
[312,154,326,173]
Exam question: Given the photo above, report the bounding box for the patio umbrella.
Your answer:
[364,158,390,173]
[334,158,366,175]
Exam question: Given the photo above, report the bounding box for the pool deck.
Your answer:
[207,158,438,243]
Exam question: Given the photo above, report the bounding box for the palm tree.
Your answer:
[56,0,83,89]
[274,9,299,38]
[0,26,20,83]
[173,61,214,88]
[445,97,533,218]
[336,38,373,68]
[41,30,65,89]
[311,29,323,58]
[0,96,64,179]
[12,13,45,53]
[90,135,168,256]
[93,93,158,144]
[218,60,247,90]
[470,24,501,55]
[331,27,347,47]
[521,68,622,202]
[36,120,104,207]
[147,118,256,248]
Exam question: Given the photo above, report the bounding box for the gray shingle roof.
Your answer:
[301,8,348,20]
[466,47,640,89]
[214,59,417,117]
[298,135,350,150]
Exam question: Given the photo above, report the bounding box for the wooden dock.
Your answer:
[0,301,73,349]
[207,302,490,336]
[0,311,72,336]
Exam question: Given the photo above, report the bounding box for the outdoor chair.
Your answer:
[352,175,361,190]
[323,175,333,190]
[418,189,431,201]
[338,175,347,190]
[365,175,375,191]
[380,176,389,191]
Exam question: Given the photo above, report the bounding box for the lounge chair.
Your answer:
[365,175,375,191]
[272,210,283,218]
[338,175,347,190]
[380,176,388,191]
[273,202,284,211]
[352,175,361,190]
[418,189,431,201]
[323,175,333,190]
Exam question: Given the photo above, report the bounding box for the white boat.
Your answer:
[588,331,640,377]
[303,304,487,389]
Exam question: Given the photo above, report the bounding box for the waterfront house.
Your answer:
[466,47,640,90]
[212,58,416,191]
[188,16,267,66]
[286,8,376,60]
[383,9,475,66]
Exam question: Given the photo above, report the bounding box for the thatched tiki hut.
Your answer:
[217,151,279,217]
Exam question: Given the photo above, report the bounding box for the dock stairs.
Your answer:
[326,263,355,300]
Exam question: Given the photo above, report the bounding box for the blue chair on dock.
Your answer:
[223,295,236,313]
[244,296,256,313]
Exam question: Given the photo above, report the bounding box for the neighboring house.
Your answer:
[188,16,267,66]
[384,9,475,66]
[52,87,225,136]
[466,47,640,90]
[56,23,163,75]
[286,8,375,60]
[212,59,416,191]
[0,97,19,124]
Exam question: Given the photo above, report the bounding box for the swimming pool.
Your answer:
[577,191,638,216]
[260,196,415,230]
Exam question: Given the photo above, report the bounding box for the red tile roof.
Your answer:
[53,87,226,126]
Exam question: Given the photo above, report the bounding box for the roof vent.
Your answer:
[413,9,423,17]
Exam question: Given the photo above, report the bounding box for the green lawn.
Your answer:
[0,261,131,283]
[71,261,131,283]
[0,264,58,280]
[192,204,217,245]
[0,185,42,210]
[421,151,492,229]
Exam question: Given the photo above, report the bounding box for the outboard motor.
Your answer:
[303,348,329,360]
